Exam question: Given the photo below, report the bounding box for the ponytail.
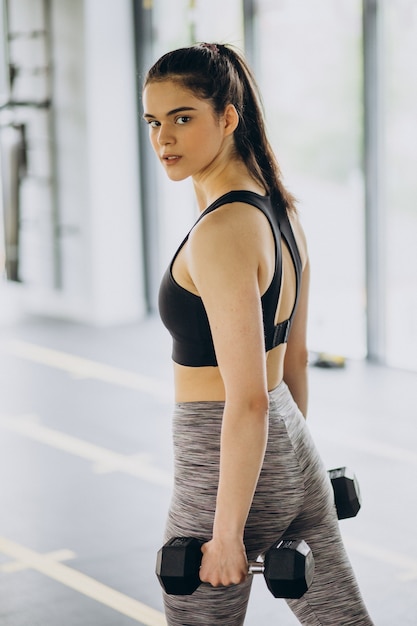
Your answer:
[144,43,297,214]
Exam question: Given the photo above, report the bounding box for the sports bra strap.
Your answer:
[268,203,302,347]
[273,319,292,345]
[203,193,302,348]
[278,203,302,305]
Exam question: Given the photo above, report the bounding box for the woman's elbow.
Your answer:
[247,390,270,421]
[230,390,269,420]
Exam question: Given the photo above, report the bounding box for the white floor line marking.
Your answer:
[7,340,417,465]
[1,548,75,573]
[344,535,417,581]
[6,339,173,403]
[7,340,417,468]
[0,536,167,626]
[0,414,172,487]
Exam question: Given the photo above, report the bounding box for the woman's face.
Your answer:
[142,79,231,182]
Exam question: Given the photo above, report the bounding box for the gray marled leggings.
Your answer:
[163,381,374,625]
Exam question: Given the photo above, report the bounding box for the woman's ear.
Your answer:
[223,103,239,136]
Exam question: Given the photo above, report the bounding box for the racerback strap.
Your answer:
[271,203,302,345]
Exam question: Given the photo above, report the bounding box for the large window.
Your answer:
[256,0,365,358]
[383,1,417,370]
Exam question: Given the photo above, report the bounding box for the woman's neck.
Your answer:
[192,158,265,213]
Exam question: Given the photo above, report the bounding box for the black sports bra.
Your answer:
[158,191,302,367]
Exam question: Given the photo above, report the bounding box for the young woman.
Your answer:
[143,43,373,626]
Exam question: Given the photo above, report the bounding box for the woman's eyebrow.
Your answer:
[143,106,197,119]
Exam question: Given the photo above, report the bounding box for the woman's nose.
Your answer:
[157,124,174,146]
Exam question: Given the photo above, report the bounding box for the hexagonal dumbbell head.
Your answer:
[156,537,202,595]
[328,467,361,519]
[263,539,315,599]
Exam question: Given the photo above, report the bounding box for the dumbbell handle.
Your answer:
[200,559,268,577]
[199,561,265,578]
[248,561,265,575]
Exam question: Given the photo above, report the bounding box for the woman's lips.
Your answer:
[162,155,181,165]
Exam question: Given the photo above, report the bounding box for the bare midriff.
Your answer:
[173,343,286,403]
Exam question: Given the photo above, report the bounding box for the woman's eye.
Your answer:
[176,116,191,125]
[146,120,160,128]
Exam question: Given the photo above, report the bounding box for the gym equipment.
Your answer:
[328,467,361,519]
[156,536,314,599]
[155,468,360,599]
[311,352,346,368]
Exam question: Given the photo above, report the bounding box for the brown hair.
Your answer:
[144,43,296,214]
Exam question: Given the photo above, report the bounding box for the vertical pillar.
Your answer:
[243,0,257,68]
[133,0,159,312]
[44,0,62,289]
[83,0,145,323]
[363,0,385,362]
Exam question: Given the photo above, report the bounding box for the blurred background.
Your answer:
[0,1,416,625]
[1,0,417,369]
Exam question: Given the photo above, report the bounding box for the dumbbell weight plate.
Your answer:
[156,537,202,595]
[328,467,361,519]
[263,539,315,599]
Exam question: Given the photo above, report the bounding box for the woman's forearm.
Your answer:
[284,346,309,418]
[284,366,308,418]
[212,403,269,540]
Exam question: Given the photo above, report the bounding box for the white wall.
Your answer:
[82,0,145,324]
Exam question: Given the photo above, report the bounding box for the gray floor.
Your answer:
[0,313,416,625]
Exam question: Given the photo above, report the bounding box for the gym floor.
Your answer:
[0,313,416,626]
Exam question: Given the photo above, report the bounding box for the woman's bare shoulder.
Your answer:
[190,201,271,253]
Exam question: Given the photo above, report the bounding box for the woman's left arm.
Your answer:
[187,205,270,587]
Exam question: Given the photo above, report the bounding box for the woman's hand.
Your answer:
[199,537,248,587]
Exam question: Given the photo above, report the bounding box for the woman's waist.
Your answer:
[173,354,285,403]
[172,381,302,469]
[173,362,226,403]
